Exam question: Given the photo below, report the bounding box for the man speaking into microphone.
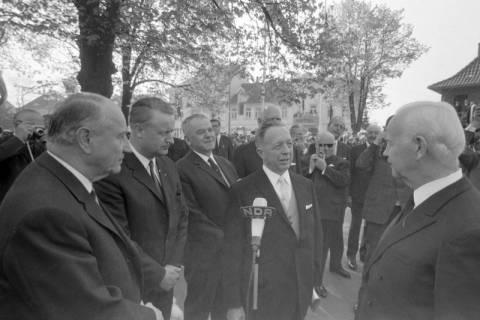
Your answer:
[222,119,323,320]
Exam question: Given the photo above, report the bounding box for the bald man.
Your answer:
[346,124,381,270]
[307,131,351,292]
[0,93,164,319]
[232,106,282,178]
[357,101,480,320]
[0,108,46,202]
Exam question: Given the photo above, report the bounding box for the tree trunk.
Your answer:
[355,76,369,133]
[121,45,133,120]
[348,90,356,133]
[74,0,120,98]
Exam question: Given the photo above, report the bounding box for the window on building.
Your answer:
[231,108,237,120]
[310,105,317,115]
[246,107,252,119]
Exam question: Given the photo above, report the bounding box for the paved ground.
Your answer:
[307,207,363,320]
[174,207,363,320]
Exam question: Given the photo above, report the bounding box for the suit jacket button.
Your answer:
[368,300,373,307]
[379,275,383,280]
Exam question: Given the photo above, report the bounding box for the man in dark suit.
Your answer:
[355,126,411,264]
[357,101,480,320]
[223,119,323,320]
[306,116,351,161]
[211,118,234,161]
[232,106,282,178]
[0,93,164,320]
[95,97,187,320]
[0,108,46,202]
[290,124,308,175]
[176,114,238,320]
[307,131,351,285]
[346,124,381,270]
[328,116,351,160]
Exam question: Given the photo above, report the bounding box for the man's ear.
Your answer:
[256,145,264,159]
[184,136,191,147]
[414,135,428,159]
[76,127,93,154]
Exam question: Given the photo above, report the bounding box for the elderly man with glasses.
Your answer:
[306,131,351,297]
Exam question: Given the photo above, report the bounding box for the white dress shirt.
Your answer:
[263,165,292,203]
[413,169,463,208]
[47,151,93,193]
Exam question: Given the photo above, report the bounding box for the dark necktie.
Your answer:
[208,158,228,186]
[149,160,162,192]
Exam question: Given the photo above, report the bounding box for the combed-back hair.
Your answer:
[129,97,174,126]
[255,118,285,146]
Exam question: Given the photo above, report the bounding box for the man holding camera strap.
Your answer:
[0,108,46,203]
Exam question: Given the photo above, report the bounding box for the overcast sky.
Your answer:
[367,0,480,124]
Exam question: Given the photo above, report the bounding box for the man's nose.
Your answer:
[166,133,174,144]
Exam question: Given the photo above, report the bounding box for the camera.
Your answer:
[29,127,45,141]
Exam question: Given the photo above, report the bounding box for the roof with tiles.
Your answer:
[429,45,480,93]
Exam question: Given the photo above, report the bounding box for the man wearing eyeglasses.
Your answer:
[307,131,351,296]
[0,108,46,202]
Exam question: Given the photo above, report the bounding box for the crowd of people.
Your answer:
[1,93,480,320]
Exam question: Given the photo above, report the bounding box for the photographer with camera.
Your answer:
[0,108,46,202]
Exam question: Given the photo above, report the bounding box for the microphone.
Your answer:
[240,197,274,251]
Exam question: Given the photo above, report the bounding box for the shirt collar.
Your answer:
[413,169,463,208]
[262,164,291,186]
[129,142,153,173]
[47,151,93,193]
[193,150,215,165]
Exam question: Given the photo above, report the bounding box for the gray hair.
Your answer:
[47,93,106,145]
[182,113,209,137]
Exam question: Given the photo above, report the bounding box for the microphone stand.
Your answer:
[246,236,261,320]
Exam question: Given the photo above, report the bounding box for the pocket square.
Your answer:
[306,204,313,210]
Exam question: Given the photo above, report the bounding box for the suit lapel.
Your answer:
[156,157,172,215]
[291,173,308,241]
[124,153,165,203]
[215,156,237,186]
[190,152,229,188]
[366,177,472,272]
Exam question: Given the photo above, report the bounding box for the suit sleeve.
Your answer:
[177,164,224,244]
[170,176,189,266]
[323,159,350,188]
[3,209,156,320]
[95,176,132,237]
[222,187,247,309]
[311,182,323,286]
[355,144,378,171]
[434,229,480,319]
[232,146,247,178]
[0,136,25,162]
